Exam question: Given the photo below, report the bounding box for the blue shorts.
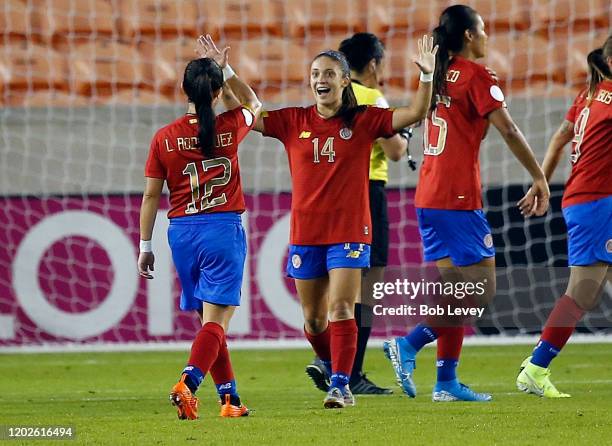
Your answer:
[286,243,371,279]
[563,195,612,266]
[168,212,246,311]
[416,208,495,267]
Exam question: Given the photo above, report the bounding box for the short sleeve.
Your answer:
[363,106,395,139]
[468,68,506,118]
[144,136,165,179]
[565,90,586,123]
[262,108,290,141]
[222,106,256,144]
[375,95,390,109]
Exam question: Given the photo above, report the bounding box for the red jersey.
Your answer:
[145,106,255,218]
[562,80,612,208]
[415,56,506,210]
[263,105,394,245]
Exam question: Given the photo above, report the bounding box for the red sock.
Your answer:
[435,326,464,360]
[187,322,224,374]
[210,339,235,384]
[304,324,331,362]
[330,319,357,376]
[540,295,585,349]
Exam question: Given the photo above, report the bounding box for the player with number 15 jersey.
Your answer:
[384,5,549,404]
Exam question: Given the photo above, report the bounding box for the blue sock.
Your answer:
[436,359,458,382]
[531,340,560,368]
[322,360,332,375]
[182,365,204,393]
[215,379,238,398]
[402,324,438,352]
[330,372,349,389]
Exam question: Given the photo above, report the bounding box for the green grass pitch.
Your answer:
[1,344,611,445]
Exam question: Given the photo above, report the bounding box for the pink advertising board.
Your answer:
[0,190,422,348]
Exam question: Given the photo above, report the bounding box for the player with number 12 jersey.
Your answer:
[139,37,262,421]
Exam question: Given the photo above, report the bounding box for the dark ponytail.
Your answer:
[586,48,611,105]
[182,58,223,158]
[430,5,479,111]
[313,50,366,129]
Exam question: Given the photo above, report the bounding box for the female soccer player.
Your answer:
[516,38,612,398]
[250,35,437,409]
[138,35,262,419]
[306,32,410,395]
[383,5,550,402]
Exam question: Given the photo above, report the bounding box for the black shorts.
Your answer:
[368,180,389,267]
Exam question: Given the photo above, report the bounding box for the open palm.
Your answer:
[413,34,438,74]
[195,34,229,68]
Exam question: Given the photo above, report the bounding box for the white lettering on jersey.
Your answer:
[595,89,612,105]
[446,70,460,83]
[215,132,233,148]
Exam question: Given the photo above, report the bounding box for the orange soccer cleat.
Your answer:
[219,394,249,417]
[169,374,199,420]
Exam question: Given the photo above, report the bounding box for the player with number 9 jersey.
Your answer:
[562,80,612,210]
[516,40,611,399]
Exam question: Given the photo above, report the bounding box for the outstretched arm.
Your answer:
[391,35,438,130]
[221,84,241,110]
[196,34,262,118]
[488,108,550,217]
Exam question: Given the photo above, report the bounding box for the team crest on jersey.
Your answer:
[484,234,493,248]
[606,239,612,254]
[291,254,302,269]
[339,127,352,140]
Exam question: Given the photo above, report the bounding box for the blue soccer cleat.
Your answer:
[383,338,417,397]
[432,379,492,402]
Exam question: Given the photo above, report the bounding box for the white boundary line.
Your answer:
[1,334,611,354]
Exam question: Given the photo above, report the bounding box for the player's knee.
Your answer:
[569,293,600,312]
[566,277,606,311]
[474,277,496,306]
[329,301,353,321]
[304,317,328,334]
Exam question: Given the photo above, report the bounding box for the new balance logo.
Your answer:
[346,250,361,259]
[218,383,233,390]
[299,131,312,138]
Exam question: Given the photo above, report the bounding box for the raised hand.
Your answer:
[413,34,438,74]
[195,34,230,68]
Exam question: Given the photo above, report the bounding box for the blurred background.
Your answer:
[0,0,610,351]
